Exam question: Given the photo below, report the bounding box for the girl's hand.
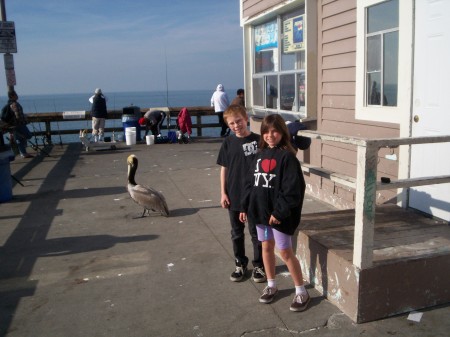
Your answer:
[269,215,280,225]
[239,212,247,223]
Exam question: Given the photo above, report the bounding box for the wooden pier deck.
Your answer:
[0,138,449,335]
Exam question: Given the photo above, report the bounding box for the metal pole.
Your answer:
[1,0,13,147]
[0,0,14,92]
[0,0,6,21]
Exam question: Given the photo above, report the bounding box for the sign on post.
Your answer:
[0,21,17,53]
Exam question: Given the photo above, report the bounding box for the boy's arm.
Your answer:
[220,166,230,208]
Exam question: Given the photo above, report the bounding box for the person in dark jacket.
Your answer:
[1,90,33,158]
[140,109,166,137]
[240,114,310,312]
[89,88,108,142]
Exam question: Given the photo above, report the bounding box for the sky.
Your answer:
[1,0,244,95]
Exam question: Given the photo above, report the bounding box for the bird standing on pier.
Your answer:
[126,154,169,217]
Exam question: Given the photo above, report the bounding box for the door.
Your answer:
[410,0,450,221]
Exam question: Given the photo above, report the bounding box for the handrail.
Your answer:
[299,130,450,269]
[23,106,218,143]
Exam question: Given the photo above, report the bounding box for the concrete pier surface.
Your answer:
[1,138,448,336]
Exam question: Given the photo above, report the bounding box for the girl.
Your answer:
[240,114,310,312]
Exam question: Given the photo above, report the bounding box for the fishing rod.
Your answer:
[29,102,51,156]
[112,93,116,142]
[30,101,40,146]
[53,100,63,147]
[33,102,46,146]
[28,121,39,148]
[15,128,51,157]
[164,48,172,136]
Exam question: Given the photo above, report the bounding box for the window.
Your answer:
[355,0,412,124]
[255,20,278,73]
[251,8,306,115]
[365,0,398,107]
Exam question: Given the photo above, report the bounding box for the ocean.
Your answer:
[2,89,236,143]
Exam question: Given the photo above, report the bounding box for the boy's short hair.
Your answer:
[236,89,244,95]
[223,104,248,123]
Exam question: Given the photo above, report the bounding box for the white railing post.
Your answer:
[353,143,378,268]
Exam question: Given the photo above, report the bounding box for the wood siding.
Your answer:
[242,0,284,19]
[315,0,400,207]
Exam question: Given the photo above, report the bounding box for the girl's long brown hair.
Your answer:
[259,114,297,155]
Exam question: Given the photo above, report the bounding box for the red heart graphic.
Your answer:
[261,159,276,173]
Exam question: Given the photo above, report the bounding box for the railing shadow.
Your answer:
[0,143,156,335]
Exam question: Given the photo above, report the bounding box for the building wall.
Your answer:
[314,0,399,208]
[241,0,401,209]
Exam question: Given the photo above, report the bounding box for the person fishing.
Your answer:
[1,90,34,158]
[89,88,108,142]
[139,109,166,137]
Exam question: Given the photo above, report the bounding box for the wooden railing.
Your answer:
[24,106,218,144]
[299,130,450,269]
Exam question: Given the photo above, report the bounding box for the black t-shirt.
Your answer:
[216,133,260,211]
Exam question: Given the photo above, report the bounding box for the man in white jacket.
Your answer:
[211,84,230,137]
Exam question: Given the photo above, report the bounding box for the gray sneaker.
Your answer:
[259,286,278,303]
[252,267,267,283]
[230,262,247,282]
[290,293,311,312]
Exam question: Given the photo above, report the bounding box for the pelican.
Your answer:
[127,154,169,217]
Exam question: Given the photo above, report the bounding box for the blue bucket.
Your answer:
[168,131,177,143]
[0,157,12,203]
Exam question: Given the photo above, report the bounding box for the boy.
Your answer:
[216,104,265,283]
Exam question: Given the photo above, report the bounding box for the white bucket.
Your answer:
[125,128,136,145]
[146,135,155,145]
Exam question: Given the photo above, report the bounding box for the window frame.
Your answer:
[242,0,317,121]
[250,7,308,119]
[355,0,413,124]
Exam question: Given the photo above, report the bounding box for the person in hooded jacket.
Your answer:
[240,114,310,312]
[210,84,230,137]
[89,88,108,142]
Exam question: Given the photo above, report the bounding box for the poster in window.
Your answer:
[255,21,278,52]
[283,15,305,53]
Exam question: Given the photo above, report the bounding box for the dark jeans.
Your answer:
[14,125,32,156]
[228,210,263,268]
[217,112,229,137]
